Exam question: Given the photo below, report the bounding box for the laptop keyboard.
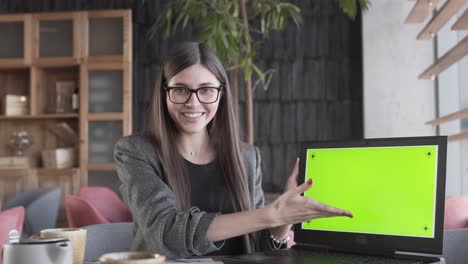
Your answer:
[264,249,423,264]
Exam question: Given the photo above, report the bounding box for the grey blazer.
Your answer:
[114,135,272,259]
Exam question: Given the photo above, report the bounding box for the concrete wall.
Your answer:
[437,10,468,197]
[363,0,468,197]
[363,0,436,138]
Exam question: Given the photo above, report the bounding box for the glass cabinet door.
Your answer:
[0,21,24,59]
[39,20,73,58]
[85,10,131,63]
[88,121,122,163]
[89,17,123,56]
[35,12,80,62]
[88,70,123,113]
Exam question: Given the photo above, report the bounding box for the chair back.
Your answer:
[2,188,61,236]
[0,207,25,264]
[83,223,134,262]
[445,196,468,229]
[2,188,44,209]
[78,187,132,222]
[64,195,109,228]
[443,228,468,264]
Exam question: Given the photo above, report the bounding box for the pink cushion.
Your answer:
[64,195,109,228]
[445,196,468,229]
[78,187,132,223]
[0,206,25,264]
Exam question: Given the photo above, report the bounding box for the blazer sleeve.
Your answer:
[253,146,265,209]
[251,146,278,252]
[114,136,223,259]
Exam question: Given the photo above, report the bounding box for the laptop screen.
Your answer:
[301,145,438,238]
[295,137,447,255]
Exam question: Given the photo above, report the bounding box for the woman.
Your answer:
[114,42,352,259]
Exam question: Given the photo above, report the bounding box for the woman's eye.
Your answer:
[199,88,215,94]
[173,88,188,94]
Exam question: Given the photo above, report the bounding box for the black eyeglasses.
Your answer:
[164,85,223,104]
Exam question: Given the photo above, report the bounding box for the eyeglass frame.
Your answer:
[163,84,223,104]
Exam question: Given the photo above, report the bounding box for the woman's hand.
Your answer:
[267,158,353,227]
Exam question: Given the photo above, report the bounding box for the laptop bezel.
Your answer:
[294,136,447,255]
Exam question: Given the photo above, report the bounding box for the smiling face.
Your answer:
[166,64,222,136]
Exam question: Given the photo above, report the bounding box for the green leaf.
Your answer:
[252,64,265,82]
[358,0,371,13]
[338,0,370,20]
[252,67,276,91]
[263,69,275,90]
[338,0,357,19]
[182,14,190,28]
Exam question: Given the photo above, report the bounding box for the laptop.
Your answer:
[224,136,447,264]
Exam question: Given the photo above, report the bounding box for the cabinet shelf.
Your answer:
[405,0,439,24]
[0,114,79,120]
[0,60,29,69]
[33,58,80,67]
[87,163,115,171]
[452,8,468,30]
[86,55,125,64]
[417,0,466,40]
[87,112,123,121]
[34,167,80,173]
[418,35,468,80]
[425,108,468,126]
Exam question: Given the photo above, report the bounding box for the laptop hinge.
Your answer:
[293,242,333,251]
[394,251,445,263]
[293,242,394,257]
[293,244,444,263]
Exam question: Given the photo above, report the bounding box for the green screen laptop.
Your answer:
[224,136,447,264]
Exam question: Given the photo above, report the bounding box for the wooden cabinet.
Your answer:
[0,169,33,202]
[0,10,132,202]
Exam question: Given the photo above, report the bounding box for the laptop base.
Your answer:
[222,247,445,264]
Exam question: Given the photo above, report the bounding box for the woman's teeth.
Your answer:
[182,112,204,118]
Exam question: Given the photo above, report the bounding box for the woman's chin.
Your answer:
[178,124,207,135]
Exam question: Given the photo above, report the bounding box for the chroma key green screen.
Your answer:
[302,146,438,238]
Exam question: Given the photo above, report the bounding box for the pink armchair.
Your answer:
[444,196,468,229]
[0,207,25,264]
[64,195,109,228]
[77,187,132,223]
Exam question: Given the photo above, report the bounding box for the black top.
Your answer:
[187,158,245,256]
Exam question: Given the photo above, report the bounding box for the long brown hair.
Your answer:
[146,42,252,213]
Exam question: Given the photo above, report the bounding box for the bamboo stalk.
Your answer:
[240,0,254,144]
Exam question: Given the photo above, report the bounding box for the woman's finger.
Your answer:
[306,198,353,218]
[285,158,300,192]
[290,158,299,178]
[295,178,313,195]
[318,209,353,218]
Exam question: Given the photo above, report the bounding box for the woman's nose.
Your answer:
[185,91,201,106]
